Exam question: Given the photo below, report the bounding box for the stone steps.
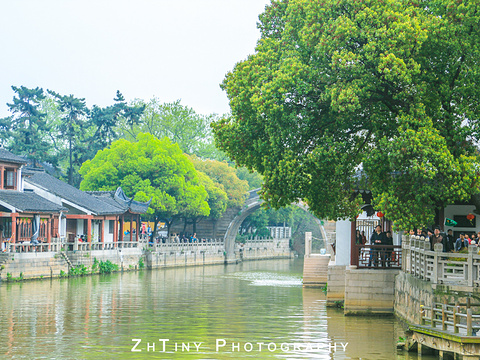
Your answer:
[59,251,73,268]
[303,255,329,286]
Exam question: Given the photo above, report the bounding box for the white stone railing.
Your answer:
[4,238,64,253]
[146,240,225,254]
[402,235,480,287]
[238,238,289,251]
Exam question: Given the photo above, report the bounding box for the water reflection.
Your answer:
[0,260,436,359]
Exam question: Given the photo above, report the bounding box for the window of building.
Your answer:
[4,169,15,189]
[109,220,114,234]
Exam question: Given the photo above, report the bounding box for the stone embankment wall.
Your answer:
[343,268,400,315]
[0,252,68,280]
[240,239,291,261]
[147,251,225,268]
[394,271,480,324]
[0,241,292,280]
[326,264,347,306]
[303,255,329,287]
[394,271,435,324]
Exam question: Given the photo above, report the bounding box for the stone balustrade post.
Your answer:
[433,243,443,284]
[305,232,312,257]
[467,245,476,287]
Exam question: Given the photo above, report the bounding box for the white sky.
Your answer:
[0,0,270,117]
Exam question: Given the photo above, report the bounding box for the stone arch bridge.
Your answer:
[169,188,327,260]
[223,189,328,261]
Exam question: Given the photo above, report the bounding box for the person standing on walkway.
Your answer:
[369,225,385,267]
[430,226,444,251]
[455,233,468,252]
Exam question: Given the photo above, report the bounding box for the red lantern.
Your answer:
[377,211,384,218]
[467,213,475,221]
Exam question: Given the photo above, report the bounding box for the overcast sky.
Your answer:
[0,0,270,117]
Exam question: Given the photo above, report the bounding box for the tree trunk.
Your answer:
[68,137,73,185]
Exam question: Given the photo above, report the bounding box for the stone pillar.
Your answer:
[119,215,124,243]
[101,219,105,249]
[87,217,92,245]
[130,215,133,242]
[335,220,351,266]
[11,213,17,244]
[0,166,4,190]
[47,217,51,251]
[114,218,118,247]
[305,232,312,257]
[137,215,140,242]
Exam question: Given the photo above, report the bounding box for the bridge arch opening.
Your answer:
[223,189,328,261]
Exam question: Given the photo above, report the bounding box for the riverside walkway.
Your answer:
[399,236,480,358]
[0,236,292,280]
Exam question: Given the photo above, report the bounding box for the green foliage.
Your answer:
[98,260,119,274]
[138,257,145,269]
[365,114,480,230]
[68,264,89,276]
[117,98,225,160]
[6,273,12,282]
[88,91,145,160]
[334,300,344,309]
[239,207,269,238]
[0,86,52,165]
[59,270,67,278]
[322,283,327,295]
[48,91,89,186]
[79,133,210,232]
[91,258,99,273]
[235,167,263,190]
[190,156,249,208]
[213,0,480,229]
[196,171,228,219]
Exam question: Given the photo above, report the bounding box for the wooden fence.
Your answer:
[420,301,480,336]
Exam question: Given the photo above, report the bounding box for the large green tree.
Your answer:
[79,133,210,236]
[0,86,51,166]
[213,0,480,230]
[48,91,89,186]
[117,98,226,160]
[88,91,145,157]
[190,156,249,208]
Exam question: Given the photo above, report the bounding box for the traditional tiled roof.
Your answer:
[23,170,125,215]
[0,189,66,213]
[0,149,27,165]
[88,188,151,214]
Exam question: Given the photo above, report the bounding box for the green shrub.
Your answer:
[69,264,89,277]
[91,258,99,273]
[321,283,328,295]
[139,257,145,269]
[98,260,119,274]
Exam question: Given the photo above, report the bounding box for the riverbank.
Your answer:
[0,239,292,281]
[0,259,437,359]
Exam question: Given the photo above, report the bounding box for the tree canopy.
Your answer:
[190,156,249,208]
[79,133,210,234]
[0,86,51,166]
[117,98,226,160]
[213,0,480,229]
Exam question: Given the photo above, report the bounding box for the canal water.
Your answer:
[0,259,437,359]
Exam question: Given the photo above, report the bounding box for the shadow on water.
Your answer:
[0,258,438,359]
